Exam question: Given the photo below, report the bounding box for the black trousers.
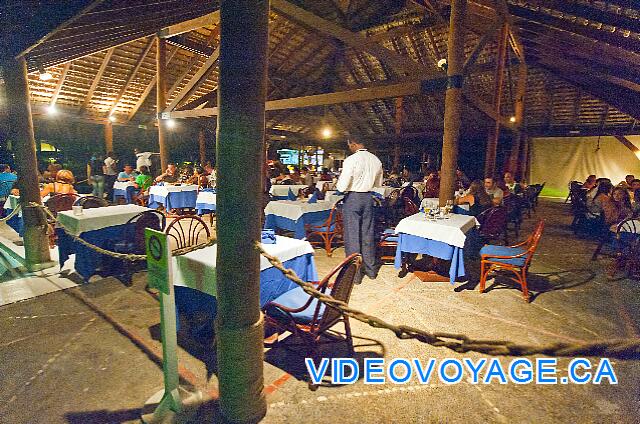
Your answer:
[104,174,117,201]
[343,192,377,278]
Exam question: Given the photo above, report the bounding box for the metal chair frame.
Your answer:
[165,215,211,251]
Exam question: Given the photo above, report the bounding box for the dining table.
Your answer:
[148,184,198,210]
[263,198,338,239]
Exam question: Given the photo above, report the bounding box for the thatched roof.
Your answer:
[6,0,640,141]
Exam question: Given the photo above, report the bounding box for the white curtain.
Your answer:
[530,136,640,198]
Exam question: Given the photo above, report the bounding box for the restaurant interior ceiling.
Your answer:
[2,0,640,143]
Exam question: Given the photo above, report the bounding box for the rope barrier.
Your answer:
[255,243,640,360]
[29,202,216,262]
[0,203,22,223]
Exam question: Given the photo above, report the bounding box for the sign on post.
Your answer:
[142,229,182,422]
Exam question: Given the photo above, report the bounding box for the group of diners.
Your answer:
[581,174,640,226]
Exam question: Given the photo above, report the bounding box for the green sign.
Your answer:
[145,228,169,295]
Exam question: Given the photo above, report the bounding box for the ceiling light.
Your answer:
[39,67,53,81]
[108,115,116,122]
[47,105,57,115]
[166,119,176,129]
[321,126,333,139]
[509,116,517,123]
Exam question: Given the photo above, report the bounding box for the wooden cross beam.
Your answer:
[81,47,115,110]
[157,11,220,38]
[107,37,155,117]
[50,62,71,106]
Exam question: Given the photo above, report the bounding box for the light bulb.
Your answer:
[321,126,332,139]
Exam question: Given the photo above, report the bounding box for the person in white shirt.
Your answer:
[484,177,504,206]
[336,138,383,283]
[103,151,118,201]
[134,148,156,173]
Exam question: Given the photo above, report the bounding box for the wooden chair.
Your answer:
[403,197,419,217]
[607,219,640,278]
[479,220,545,302]
[503,194,521,238]
[45,193,79,216]
[263,253,362,388]
[74,195,108,209]
[478,206,509,245]
[166,215,211,251]
[305,199,343,256]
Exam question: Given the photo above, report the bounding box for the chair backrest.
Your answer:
[403,198,419,216]
[523,220,545,267]
[503,194,519,214]
[387,189,401,207]
[400,185,419,204]
[166,215,211,250]
[74,196,108,209]
[312,253,362,333]
[616,218,640,235]
[123,210,166,253]
[478,206,508,239]
[297,186,314,198]
[45,193,79,216]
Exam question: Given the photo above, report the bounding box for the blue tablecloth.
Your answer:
[113,186,136,204]
[196,202,216,215]
[4,208,24,236]
[175,252,317,339]
[149,191,197,210]
[394,233,465,284]
[264,210,331,239]
[57,224,130,281]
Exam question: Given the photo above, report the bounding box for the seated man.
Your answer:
[618,174,635,189]
[204,162,217,188]
[117,164,136,182]
[0,164,18,200]
[155,163,179,184]
[503,172,522,194]
[484,177,504,206]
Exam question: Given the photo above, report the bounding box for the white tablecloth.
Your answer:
[395,213,477,248]
[173,236,314,295]
[269,185,308,198]
[149,184,198,197]
[264,199,337,221]
[196,191,217,205]
[113,181,136,190]
[57,204,151,235]
[422,198,469,211]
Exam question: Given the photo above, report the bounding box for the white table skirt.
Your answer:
[57,204,151,235]
[173,236,314,295]
[395,212,478,248]
[196,191,217,205]
[264,199,337,221]
[113,181,136,190]
[269,185,308,197]
[149,184,198,198]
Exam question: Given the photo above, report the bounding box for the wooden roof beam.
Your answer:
[164,45,220,112]
[614,135,640,159]
[157,11,220,38]
[107,36,155,117]
[81,46,115,110]
[49,62,71,106]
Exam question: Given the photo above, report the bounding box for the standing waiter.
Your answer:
[336,138,383,283]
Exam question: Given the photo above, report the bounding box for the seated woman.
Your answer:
[454,179,492,216]
[587,181,613,220]
[605,187,633,226]
[422,171,440,198]
[186,166,208,187]
[40,169,76,198]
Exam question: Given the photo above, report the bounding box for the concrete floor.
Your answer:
[0,199,638,423]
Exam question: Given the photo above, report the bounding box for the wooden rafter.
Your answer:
[81,46,115,110]
[127,45,179,121]
[164,46,220,112]
[107,36,155,117]
[50,62,71,106]
[157,11,220,38]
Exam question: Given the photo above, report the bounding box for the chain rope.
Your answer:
[255,243,640,360]
[0,203,22,223]
[30,203,216,261]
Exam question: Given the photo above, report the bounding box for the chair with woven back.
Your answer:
[403,197,419,217]
[606,218,640,278]
[44,194,79,247]
[111,210,166,284]
[263,253,362,389]
[479,220,545,302]
[400,185,420,207]
[477,206,509,245]
[74,196,108,209]
[165,215,211,251]
[305,199,343,256]
[502,194,521,238]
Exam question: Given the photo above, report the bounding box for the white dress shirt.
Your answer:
[336,149,383,193]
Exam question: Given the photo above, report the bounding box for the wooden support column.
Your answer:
[215,0,268,422]
[508,61,527,179]
[198,127,206,165]
[438,0,467,206]
[104,121,113,153]
[3,56,51,269]
[393,97,403,170]
[156,36,169,171]
[484,23,509,178]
